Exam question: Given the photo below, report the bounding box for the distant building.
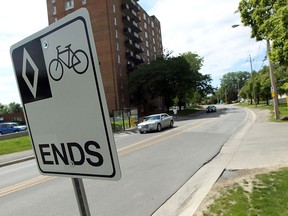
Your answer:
[0,112,25,124]
[46,0,163,112]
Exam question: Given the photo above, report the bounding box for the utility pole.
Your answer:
[266,39,280,120]
[249,55,257,107]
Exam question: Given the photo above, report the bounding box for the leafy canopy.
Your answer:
[128,51,212,112]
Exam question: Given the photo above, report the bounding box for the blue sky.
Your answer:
[139,0,268,83]
[0,0,267,105]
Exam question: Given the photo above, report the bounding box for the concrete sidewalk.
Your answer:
[153,107,288,216]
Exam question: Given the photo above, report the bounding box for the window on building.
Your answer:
[114,17,117,26]
[82,0,86,4]
[147,50,150,56]
[52,0,56,3]
[115,29,118,38]
[151,21,154,28]
[118,55,121,64]
[65,0,74,11]
[146,41,149,48]
[144,23,147,29]
[153,38,155,44]
[143,13,146,20]
[116,42,119,51]
[113,4,116,13]
[145,32,148,39]
[53,6,57,15]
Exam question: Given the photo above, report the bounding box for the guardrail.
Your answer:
[0,131,29,141]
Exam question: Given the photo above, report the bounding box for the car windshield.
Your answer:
[146,115,160,121]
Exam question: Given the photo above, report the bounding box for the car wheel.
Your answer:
[157,123,161,132]
[170,120,174,128]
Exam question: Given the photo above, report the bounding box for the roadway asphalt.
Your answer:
[153,107,288,216]
[1,107,287,216]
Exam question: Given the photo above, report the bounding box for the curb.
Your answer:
[0,155,35,168]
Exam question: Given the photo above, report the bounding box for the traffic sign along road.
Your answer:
[10,8,121,180]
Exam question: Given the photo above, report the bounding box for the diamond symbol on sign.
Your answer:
[22,48,39,98]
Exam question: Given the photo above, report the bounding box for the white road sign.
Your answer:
[10,8,121,180]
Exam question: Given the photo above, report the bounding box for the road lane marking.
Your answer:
[117,118,215,156]
[1,118,216,197]
[0,175,55,197]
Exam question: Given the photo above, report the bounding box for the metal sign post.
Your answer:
[72,178,91,216]
[11,8,121,216]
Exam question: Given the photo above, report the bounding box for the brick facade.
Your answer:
[46,0,163,112]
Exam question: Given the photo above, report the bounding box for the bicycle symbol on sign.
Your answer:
[48,44,89,81]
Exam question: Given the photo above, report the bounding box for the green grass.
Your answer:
[203,185,250,216]
[203,168,288,215]
[0,136,32,155]
[239,102,288,121]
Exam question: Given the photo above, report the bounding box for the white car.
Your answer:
[137,113,174,134]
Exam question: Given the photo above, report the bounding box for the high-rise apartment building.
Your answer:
[46,0,163,112]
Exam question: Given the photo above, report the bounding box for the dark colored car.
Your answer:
[0,122,27,135]
[206,105,216,113]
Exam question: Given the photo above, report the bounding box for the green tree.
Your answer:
[128,51,210,113]
[0,103,8,115]
[268,1,288,64]
[0,102,22,115]
[8,102,22,113]
[220,71,250,103]
[275,65,288,94]
[258,66,273,105]
[240,77,253,104]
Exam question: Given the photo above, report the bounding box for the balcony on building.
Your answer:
[122,15,142,33]
[127,61,136,71]
[135,54,144,63]
[126,50,135,60]
[123,0,141,12]
[126,50,144,64]
[124,27,143,43]
[125,39,144,53]
[121,3,140,22]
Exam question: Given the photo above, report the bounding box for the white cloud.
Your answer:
[1,0,267,105]
[144,0,267,86]
[0,0,48,105]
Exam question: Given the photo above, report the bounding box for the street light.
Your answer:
[232,24,279,119]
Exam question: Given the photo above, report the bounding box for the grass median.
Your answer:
[0,136,32,155]
[202,167,288,215]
